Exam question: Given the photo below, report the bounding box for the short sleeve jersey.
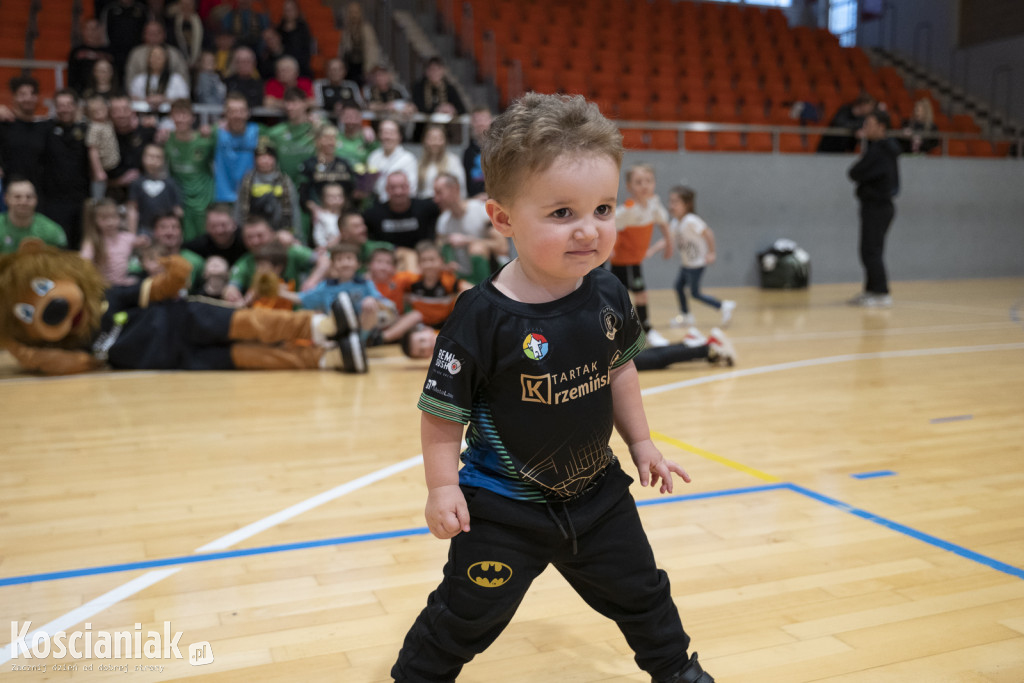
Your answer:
[418,267,645,502]
[671,212,710,268]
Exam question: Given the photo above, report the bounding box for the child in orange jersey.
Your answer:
[613,163,671,346]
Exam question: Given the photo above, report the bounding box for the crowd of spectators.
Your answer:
[0,0,491,360]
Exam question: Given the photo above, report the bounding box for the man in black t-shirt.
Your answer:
[0,77,51,198]
[182,204,249,267]
[106,95,157,203]
[362,171,439,249]
[41,90,91,249]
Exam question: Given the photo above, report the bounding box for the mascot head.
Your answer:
[0,240,106,348]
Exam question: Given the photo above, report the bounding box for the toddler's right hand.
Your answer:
[425,484,471,539]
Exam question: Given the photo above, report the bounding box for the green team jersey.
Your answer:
[337,132,379,167]
[164,132,215,241]
[0,213,67,254]
[266,121,317,187]
[229,244,316,290]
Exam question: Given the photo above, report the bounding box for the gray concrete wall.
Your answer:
[622,151,1024,290]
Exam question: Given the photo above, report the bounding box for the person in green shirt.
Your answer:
[336,100,379,168]
[339,211,392,269]
[165,99,216,242]
[265,88,319,187]
[129,213,205,290]
[224,214,316,305]
[0,179,67,254]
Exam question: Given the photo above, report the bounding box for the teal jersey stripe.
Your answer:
[418,394,471,424]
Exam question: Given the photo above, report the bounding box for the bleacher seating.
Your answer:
[439,0,1001,156]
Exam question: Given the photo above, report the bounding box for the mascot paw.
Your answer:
[5,341,101,375]
[148,256,193,303]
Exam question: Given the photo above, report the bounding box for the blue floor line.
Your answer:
[2,482,1020,587]
[786,484,1024,580]
[850,470,897,479]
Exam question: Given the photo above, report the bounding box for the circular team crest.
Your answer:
[447,358,462,374]
[522,333,549,361]
[600,306,622,340]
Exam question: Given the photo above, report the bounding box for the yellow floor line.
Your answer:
[651,431,781,483]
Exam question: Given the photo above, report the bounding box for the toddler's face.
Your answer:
[329,252,359,281]
[668,192,687,218]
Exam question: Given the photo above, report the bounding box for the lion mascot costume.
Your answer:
[0,240,366,375]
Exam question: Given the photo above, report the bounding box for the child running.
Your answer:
[391,93,714,683]
[613,163,672,346]
[666,185,735,328]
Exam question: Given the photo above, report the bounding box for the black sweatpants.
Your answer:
[391,463,693,682]
[858,199,895,295]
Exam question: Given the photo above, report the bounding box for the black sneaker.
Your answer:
[337,331,368,374]
[654,653,714,683]
[331,291,359,339]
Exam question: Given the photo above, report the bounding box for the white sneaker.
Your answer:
[669,313,696,328]
[645,328,670,347]
[720,300,736,326]
[683,326,707,347]
[862,294,893,308]
[707,327,737,366]
[847,292,869,306]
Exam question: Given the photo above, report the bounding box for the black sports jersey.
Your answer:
[418,267,645,502]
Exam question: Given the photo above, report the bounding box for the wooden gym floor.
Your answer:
[1,279,1022,682]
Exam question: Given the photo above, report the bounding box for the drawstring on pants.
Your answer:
[544,502,579,555]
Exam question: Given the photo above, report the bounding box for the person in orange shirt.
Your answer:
[612,163,672,346]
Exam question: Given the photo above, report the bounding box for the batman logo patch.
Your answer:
[467,561,513,588]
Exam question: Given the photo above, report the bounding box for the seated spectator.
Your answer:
[901,98,940,155]
[363,171,439,254]
[143,212,205,289]
[411,56,466,121]
[128,44,191,109]
[299,126,357,220]
[221,0,269,50]
[264,55,314,111]
[0,179,67,253]
[166,0,205,68]
[224,214,317,305]
[68,18,114,96]
[256,27,287,80]
[339,1,380,87]
[126,143,184,236]
[100,0,149,77]
[363,64,416,123]
[818,93,876,153]
[363,246,422,346]
[213,91,260,203]
[125,21,191,92]
[222,47,265,109]
[198,255,230,298]
[211,31,237,77]
[234,137,301,238]
[415,123,466,200]
[366,119,418,201]
[338,211,393,266]
[309,182,346,248]
[335,100,378,168]
[193,50,227,105]
[82,58,121,101]
[80,199,144,286]
[292,242,388,335]
[277,0,313,78]
[393,239,471,330]
[432,172,507,284]
[316,58,365,113]
[183,203,248,266]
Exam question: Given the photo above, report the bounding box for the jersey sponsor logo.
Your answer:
[435,348,462,375]
[520,362,608,405]
[600,306,621,340]
[467,561,512,588]
[522,332,548,361]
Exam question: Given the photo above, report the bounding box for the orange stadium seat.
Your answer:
[621,129,648,150]
[684,131,713,151]
[649,129,679,151]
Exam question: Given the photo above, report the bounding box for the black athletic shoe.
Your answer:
[337,331,368,374]
[654,653,714,683]
[331,291,359,338]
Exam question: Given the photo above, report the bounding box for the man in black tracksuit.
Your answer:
[848,109,901,306]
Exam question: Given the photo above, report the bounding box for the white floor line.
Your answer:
[5,342,1024,664]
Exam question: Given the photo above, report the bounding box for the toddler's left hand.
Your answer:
[629,439,691,494]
